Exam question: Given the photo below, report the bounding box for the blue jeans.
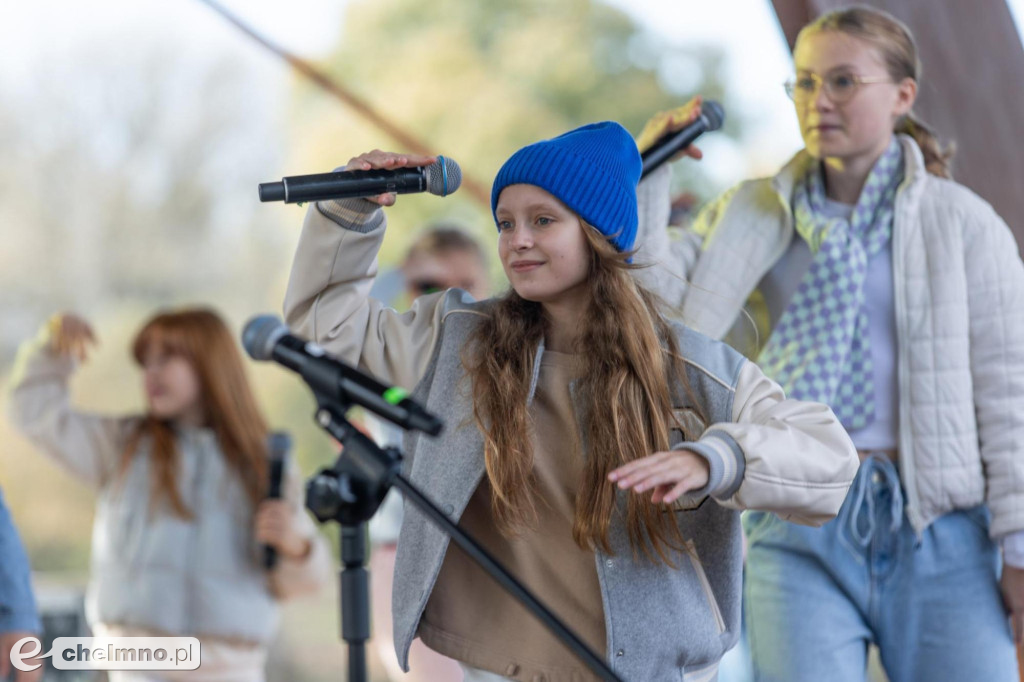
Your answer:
[744,455,1017,682]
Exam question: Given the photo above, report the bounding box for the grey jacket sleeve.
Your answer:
[282,199,450,391]
[0,487,41,634]
[7,326,132,489]
[682,361,859,526]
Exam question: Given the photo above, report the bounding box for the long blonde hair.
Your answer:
[799,5,955,178]
[465,222,698,565]
[123,308,268,518]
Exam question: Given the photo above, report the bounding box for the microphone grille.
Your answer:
[242,315,287,361]
[701,100,726,132]
[423,156,462,197]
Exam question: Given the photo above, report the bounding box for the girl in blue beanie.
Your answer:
[282,123,858,682]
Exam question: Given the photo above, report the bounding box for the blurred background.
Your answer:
[1,1,1021,679]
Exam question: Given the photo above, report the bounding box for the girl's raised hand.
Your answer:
[48,313,97,363]
[608,449,710,505]
[343,150,438,206]
[635,95,705,161]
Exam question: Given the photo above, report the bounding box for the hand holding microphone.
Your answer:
[255,433,311,569]
[637,96,726,178]
[340,150,440,207]
[258,151,462,206]
[259,432,291,570]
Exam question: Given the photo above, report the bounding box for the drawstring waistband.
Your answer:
[847,453,903,549]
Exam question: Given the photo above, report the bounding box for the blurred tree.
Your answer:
[286,0,743,266]
[0,43,293,356]
[0,38,328,571]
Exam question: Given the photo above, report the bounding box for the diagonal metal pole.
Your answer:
[196,0,492,208]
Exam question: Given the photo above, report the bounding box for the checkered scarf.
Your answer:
[757,138,903,430]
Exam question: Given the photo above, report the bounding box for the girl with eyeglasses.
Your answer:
[635,6,1023,681]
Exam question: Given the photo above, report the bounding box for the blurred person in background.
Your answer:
[635,6,1024,681]
[0,486,42,682]
[368,224,490,682]
[7,308,332,682]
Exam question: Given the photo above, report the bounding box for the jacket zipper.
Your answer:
[685,540,725,634]
[891,182,923,534]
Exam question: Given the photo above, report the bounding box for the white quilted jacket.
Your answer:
[634,135,1024,537]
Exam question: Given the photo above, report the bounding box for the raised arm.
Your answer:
[631,99,708,312]
[283,150,462,391]
[7,315,133,490]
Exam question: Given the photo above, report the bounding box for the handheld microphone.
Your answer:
[640,101,725,178]
[263,431,291,570]
[242,315,443,436]
[258,156,462,204]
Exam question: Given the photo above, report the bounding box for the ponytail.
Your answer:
[896,112,955,179]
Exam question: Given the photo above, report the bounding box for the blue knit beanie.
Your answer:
[491,121,641,252]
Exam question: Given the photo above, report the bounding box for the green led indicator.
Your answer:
[383,386,408,405]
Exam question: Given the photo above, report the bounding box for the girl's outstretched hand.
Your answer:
[343,150,438,206]
[635,95,705,161]
[608,450,710,505]
[47,313,97,363]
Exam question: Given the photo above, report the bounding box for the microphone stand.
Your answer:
[303,394,624,682]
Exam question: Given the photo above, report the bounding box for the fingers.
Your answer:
[655,479,699,505]
[256,499,291,520]
[374,192,398,207]
[344,150,437,172]
[608,451,673,485]
[50,313,98,362]
[680,145,704,161]
[615,458,682,493]
[341,150,436,206]
[255,501,309,559]
[637,95,707,159]
[609,450,710,504]
[255,501,291,538]
[609,451,703,490]
[669,94,703,127]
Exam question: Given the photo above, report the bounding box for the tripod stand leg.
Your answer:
[341,523,370,682]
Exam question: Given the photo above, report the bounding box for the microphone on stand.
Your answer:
[242,315,442,436]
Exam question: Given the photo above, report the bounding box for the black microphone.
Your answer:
[263,431,291,570]
[242,315,443,436]
[258,156,462,204]
[640,100,725,178]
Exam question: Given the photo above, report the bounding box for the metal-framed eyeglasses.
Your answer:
[784,71,893,104]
